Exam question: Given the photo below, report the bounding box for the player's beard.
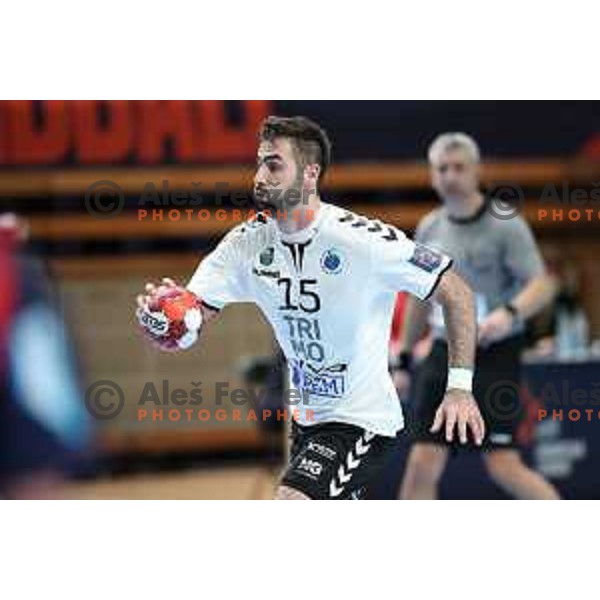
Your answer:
[253,172,305,213]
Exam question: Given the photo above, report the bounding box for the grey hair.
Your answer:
[427,132,481,164]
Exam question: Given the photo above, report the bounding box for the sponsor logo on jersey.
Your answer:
[259,246,274,266]
[252,267,280,278]
[290,359,347,400]
[320,248,344,275]
[408,244,443,273]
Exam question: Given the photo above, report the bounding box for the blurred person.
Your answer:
[0,214,91,499]
[552,266,589,357]
[389,292,433,373]
[238,348,288,469]
[137,116,485,500]
[394,133,560,500]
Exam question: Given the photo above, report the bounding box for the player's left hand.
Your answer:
[430,389,485,445]
[477,307,513,345]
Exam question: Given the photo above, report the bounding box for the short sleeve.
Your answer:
[187,227,252,310]
[371,226,453,301]
[503,216,545,282]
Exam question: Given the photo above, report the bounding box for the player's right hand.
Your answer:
[136,278,219,328]
[430,389,485,445]
[136,277,177,310]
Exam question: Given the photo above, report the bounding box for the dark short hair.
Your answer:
[258,115,332,182]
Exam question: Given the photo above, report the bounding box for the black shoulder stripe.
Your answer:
[422,259,454,302]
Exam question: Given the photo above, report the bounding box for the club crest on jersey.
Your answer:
[408,244,443,273]
[320,248,344,275]
[259,246,274,266]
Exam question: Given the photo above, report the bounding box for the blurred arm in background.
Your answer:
[390,295,431,399]
[0,214,92,499]
[478,217,558,346]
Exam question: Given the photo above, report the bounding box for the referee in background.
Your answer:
[393,133,560,500]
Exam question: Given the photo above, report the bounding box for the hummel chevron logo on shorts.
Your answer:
[329,431,376,498]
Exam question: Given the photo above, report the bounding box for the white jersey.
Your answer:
[187,202,452,437]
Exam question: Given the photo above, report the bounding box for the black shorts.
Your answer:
[280,421,396,499]
[411,335,525,450]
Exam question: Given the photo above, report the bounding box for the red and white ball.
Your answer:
[136,286,202,352]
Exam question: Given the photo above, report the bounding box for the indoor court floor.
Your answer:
[64,466,279,500]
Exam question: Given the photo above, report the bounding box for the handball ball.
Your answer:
[137,286,203,352]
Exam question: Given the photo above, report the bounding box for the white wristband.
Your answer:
[447,367,473,392]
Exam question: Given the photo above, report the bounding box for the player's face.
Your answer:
[253,137,310,211]
[430,147,479,202]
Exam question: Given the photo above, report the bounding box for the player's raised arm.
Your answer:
[135,223,253,352]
